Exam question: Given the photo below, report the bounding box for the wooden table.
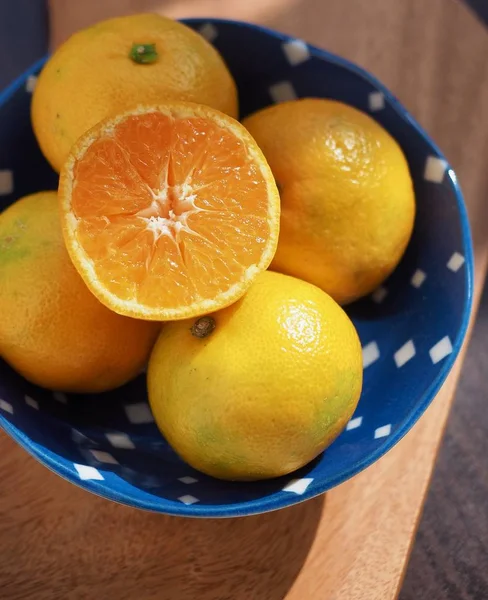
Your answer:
[2,1,488,598]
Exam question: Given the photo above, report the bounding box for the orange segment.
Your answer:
[59,103,280,320]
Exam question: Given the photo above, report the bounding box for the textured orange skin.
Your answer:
[31,14,238,172]
[243,99,416,304]
[0,192,160,393]
[148,271,363,481]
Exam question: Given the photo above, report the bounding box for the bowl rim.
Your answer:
[0,18,474,518]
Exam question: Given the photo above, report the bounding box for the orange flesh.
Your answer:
[70,112,271,311]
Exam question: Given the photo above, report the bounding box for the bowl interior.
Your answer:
[0,19,473,517]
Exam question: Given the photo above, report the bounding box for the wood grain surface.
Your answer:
[2,1,488,598]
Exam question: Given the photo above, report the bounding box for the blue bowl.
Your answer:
[0,19,473,517]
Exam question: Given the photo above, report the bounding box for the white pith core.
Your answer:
[138,184,202,244]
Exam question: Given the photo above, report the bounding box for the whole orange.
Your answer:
[0,192,160,392]
[148,271,362,481]
[243,99,415,304]
[32,14,238,171]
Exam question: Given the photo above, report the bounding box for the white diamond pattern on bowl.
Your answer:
[24,395,39,410]
[374,424,392,439]
[89,450,118,464]
[178,476,198,485]
[429,336,453,364]
[71,429,95,445]
[394,340,416,367]
[371,286,388,304]
[0,169,13,195]
[282,39,310,65]
[53,392,67,404]
[178,494,199,505]
[74,464,104,481]
[105,432,135,449]
[0,399,13,414]
[424,156,447,183]
[282,478,313,495]
[368,91,385,111]
[269,81,297,103]
[25,75,37,92]
[411,269,427,288]
[346,416,363,431]
[362,341,380,369]
[125,402,154,424]
[447,252,465,272]
[198,23,218,42]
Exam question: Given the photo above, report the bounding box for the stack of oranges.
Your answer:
[0,14,415,481]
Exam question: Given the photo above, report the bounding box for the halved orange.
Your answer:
[58,103,280,320]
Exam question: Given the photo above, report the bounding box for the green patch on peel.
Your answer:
[0,219,31,267]
[0,237,31,267]
[312,369,361,439]
[195,424,222,447]
[129,43,158,64]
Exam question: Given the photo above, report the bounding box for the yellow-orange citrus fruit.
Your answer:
[58,103,280,321]
[0,192,160,392]
[32,14,238,171]
[243,99,415,304]
[147,271,363,481]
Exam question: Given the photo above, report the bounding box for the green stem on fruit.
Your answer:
[129,43,158,64]
[191,316,216,339]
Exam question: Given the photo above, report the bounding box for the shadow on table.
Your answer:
[95,492,325,599]
[1,431,325,600]
[136,495,325,599]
